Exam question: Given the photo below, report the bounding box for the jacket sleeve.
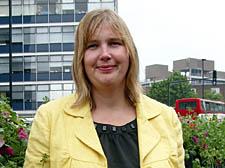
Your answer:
[23,104,50,168]
[170,107,185,168]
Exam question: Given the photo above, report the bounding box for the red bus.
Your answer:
[175,98,225,120]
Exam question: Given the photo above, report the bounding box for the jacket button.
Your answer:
[130,123,135,129]
[121,127,127,132]
[112,126,117,132]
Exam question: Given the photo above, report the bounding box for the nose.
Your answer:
[100,45,111,61]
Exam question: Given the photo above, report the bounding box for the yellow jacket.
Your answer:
[24,94,185,168]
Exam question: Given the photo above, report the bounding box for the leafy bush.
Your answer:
[0,97,30,168]
[180,114,225,168]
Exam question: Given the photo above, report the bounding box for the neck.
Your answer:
[91,84,136,126]
[92,84,127,108]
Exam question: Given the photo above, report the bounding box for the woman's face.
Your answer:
[84,24,129,89]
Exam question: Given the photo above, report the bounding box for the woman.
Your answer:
[24,9,185,168]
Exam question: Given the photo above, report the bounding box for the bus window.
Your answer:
[216,104,223,112]
[205,102,210,111]
[201,101,205,111]
[209,102,216,111]
[179,101,197,110]
[176,98,225,118]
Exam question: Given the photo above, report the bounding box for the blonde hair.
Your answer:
[72,9,142,108]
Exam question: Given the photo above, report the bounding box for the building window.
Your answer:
[62,3,75,14]
[50,26,61,32]
[24,56,36,62]
[24,34,36,44]
[62,32,74,43]
[50,55,62,61]
[62,26,74,32]
[50,0,62,3]
[75,1,87,14]
[191,69,201,76]
[50,91,63,100]
[36,4,48,15]
[38,56,49,62]
[12,5,22,16]
[23,4,37,15]
[23,0,35,4]
[37,27,48,33]
[37,34,49,43]
[38,85,49,91]
[63,55,73,61]
[0,0,9,5]
[12,34,23,43]
[37,91,49,102]
[0,57,9,63]
[24,62,37,74]
[24,91,36,102]
[12,57,23,82]
[50,84,62,90]
[64,83,73,90]
[24,85,36,91]
[101,2,114,10]
[24,27,36,34]
[50,62,62,80]
[50,33,62,43]
[37,62,49,72]
[49,3,62,14]
[88,3,101,12]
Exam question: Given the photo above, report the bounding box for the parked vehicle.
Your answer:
[175,98,225,120]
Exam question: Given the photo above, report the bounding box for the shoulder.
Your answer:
[140,94,173,112]
[139,94,177,122]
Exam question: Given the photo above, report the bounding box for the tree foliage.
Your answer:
[204,90,225,102]
[147,71,197,107]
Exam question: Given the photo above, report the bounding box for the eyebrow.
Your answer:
[88,37,122,43]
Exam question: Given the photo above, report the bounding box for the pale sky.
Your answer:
[118,0,225,81]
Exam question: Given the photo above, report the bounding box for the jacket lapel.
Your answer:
[64,97,105,159]
[136,96,161,163]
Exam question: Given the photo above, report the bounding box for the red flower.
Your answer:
[18,128,28,140]
[0,145,14,155]
[1,111,9,118]
[203,144,207,150]
[193,136,199,144]
[190,122,195,128]
[216,160,220,165]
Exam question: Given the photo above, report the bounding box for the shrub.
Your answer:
[180,114,225,168]
[0,96,30,168]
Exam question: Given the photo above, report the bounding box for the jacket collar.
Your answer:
[64,93,90,118]
[136,95,162,163]
[63,94,106,160]
[63,94,162,163]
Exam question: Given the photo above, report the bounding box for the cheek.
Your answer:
[83,53,92,69]
[84,52,97,67]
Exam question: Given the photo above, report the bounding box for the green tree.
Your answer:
[147,71,197,107]
[42,96,50,104]
[204,90,225,102]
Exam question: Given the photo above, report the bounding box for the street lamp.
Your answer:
[8,0,13,106]
[202,59,206,99]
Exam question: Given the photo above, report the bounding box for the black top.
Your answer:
[94,119,140,168]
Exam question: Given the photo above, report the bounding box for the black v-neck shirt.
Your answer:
[94,119,140,168]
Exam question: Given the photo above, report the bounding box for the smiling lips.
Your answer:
[97,65,116,71]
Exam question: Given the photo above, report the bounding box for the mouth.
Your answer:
[97,65,117,71]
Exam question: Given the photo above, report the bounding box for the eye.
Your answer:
[110,41,122,46]
[87,44,98,49]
